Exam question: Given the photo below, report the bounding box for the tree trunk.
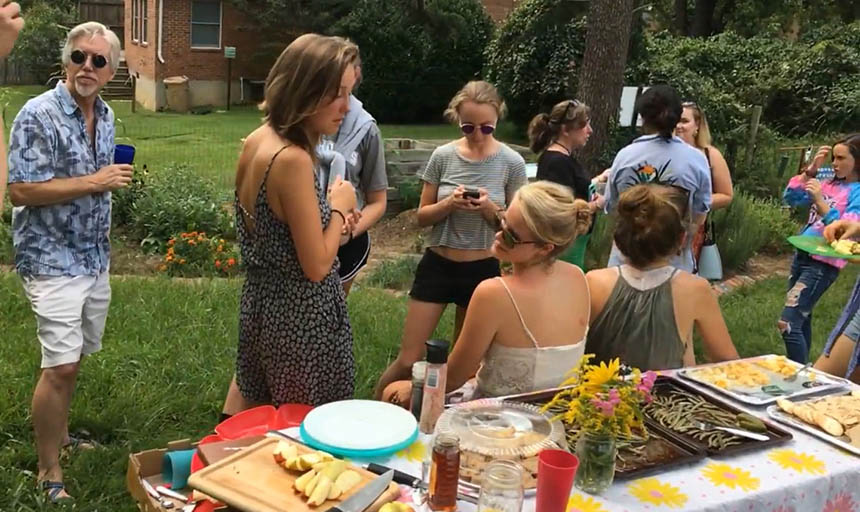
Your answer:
[674,0,687,35]
[575,0,636,175]
[691,0,716,37]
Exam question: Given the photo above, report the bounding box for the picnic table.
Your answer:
[283,370,860,512]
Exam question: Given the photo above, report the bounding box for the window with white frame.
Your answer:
[131,0,139,42]
[140,0,148,44]
[191,0,222,49]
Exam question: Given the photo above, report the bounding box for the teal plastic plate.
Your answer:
[299,422,418,459]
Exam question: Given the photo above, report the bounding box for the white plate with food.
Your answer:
[677,355,848,405]
[766,389,860,457]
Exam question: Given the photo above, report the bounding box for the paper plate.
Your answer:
[299,400,418,458]
[787,235,860,261]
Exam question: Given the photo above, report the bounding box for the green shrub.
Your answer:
[131,164,233,251]
[710,191,798,271]
[0,220,12,266]
[483,0,588,127]
[8,2,77,83]
[112,165,149,227]
[364,255,420,291]
[396,180,422,211]
[584,214,613,271]
[333,0,494,123]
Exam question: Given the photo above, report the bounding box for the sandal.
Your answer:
[62,432,100,453]
[39,480,73,503]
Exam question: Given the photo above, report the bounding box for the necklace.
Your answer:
[551,140,571,155]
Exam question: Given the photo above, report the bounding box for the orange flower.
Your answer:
[215,260,222,268]
[167,239,175,247]
[158,264,167,271]
[166,255,174,262]
[167,247,174,256]
[227,258,236,266]
[190,231,198,237]
[188,239,196,246]
[180,258,186,264]
[217,245,223,252]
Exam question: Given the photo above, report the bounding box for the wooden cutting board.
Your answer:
[187,437,401,512]
[197,436,267,466]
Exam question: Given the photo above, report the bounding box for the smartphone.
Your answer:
[463,189,480,200]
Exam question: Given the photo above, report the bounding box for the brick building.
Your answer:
[125,0,517,111]
[124,0,272,110]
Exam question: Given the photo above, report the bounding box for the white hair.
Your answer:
[61,22,122,73]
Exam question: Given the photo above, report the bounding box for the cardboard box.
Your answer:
[127,439,197,512]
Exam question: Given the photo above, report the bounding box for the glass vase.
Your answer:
[574,432,617,494]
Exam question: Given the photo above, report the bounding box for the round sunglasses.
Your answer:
[70,49,108,69]
[460,123,496,135]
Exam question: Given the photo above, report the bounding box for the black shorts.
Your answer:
[409,248,500,308]
[338,232,371,282]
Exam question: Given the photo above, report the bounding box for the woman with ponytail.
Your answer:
[528,99,596,268]
[586,184,738,370]
[603,84,712,272]
[381,181,593,403]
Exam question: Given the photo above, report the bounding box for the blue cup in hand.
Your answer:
[114,144,135,164]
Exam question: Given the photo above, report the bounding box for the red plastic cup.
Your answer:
[536,449,579,512]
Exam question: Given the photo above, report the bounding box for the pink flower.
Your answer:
[607,388,621,405]
[591,397,616,417]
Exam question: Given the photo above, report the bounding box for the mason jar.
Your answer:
[477,459,524,512]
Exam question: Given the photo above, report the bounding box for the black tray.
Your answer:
[496,387,706,480]
[646,376,793,457]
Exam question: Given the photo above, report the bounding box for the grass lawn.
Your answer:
[0,265,858,509]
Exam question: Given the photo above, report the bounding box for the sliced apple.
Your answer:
[304,472,322,498]
[307,460,347,507]
[294,469,316,493]
[334,470,362,495]
[273,441,298,464]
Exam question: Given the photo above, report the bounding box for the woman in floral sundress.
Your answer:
[220,34,360,417]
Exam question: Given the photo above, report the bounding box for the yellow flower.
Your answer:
[768,449,826,475]
[567,493,608,512]
[582,359,620,391]
[396,440,427,462]
[180,258,186,264]
[701,462,760,491]
[628,478,688,508]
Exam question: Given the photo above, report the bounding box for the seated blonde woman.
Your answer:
[586,184,739,370]
[383,181,592,403]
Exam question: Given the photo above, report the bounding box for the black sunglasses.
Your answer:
[496,211,540,249]
[70,49,108,69]
[550,99,581,125]
[460,123,495,135]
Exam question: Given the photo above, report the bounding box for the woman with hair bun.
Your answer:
[603,84,712,272]
[586,184,738,370]
[381,181,592,403]
[528,99,596,268]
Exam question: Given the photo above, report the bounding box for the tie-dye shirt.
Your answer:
[7,82,115,277]
[783,175,860,269]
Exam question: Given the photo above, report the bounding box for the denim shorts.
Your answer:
[842,309,860,343]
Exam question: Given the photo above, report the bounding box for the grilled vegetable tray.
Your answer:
[677,354,848,405]
[645,377,792,456]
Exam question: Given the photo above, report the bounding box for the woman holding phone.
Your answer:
[374,81,528,398]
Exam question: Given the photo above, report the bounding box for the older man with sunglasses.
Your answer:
[7,21,128,503]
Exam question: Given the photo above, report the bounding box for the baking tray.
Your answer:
[493,387,706,480]
[646,376,793,457]
[677,354,848,405]
[766,390,860,457]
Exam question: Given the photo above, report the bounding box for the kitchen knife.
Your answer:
[363,463,478,504]
[325,470,393,512]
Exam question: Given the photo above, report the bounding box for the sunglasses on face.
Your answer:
[496,211,540,249]
[460,123,495,135]
[70,49,108,69]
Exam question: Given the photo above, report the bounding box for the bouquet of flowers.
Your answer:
[542,355,656,439]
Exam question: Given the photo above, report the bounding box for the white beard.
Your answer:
[75,79,99,98]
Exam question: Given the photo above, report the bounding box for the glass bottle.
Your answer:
[411,361,427,420]
[477,460,524,512]
[419,339,449,434]
[574,432,617,494]
[429,433,460,512]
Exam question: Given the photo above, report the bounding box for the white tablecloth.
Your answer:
[289,378,860,512]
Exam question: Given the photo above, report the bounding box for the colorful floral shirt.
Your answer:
[783,175,860,269]
[7,82,115,276]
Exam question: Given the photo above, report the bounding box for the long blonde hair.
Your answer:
[443,80,507,124]
[261,34,359,159]
[517,181,592,263]
[682,102,712,148]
